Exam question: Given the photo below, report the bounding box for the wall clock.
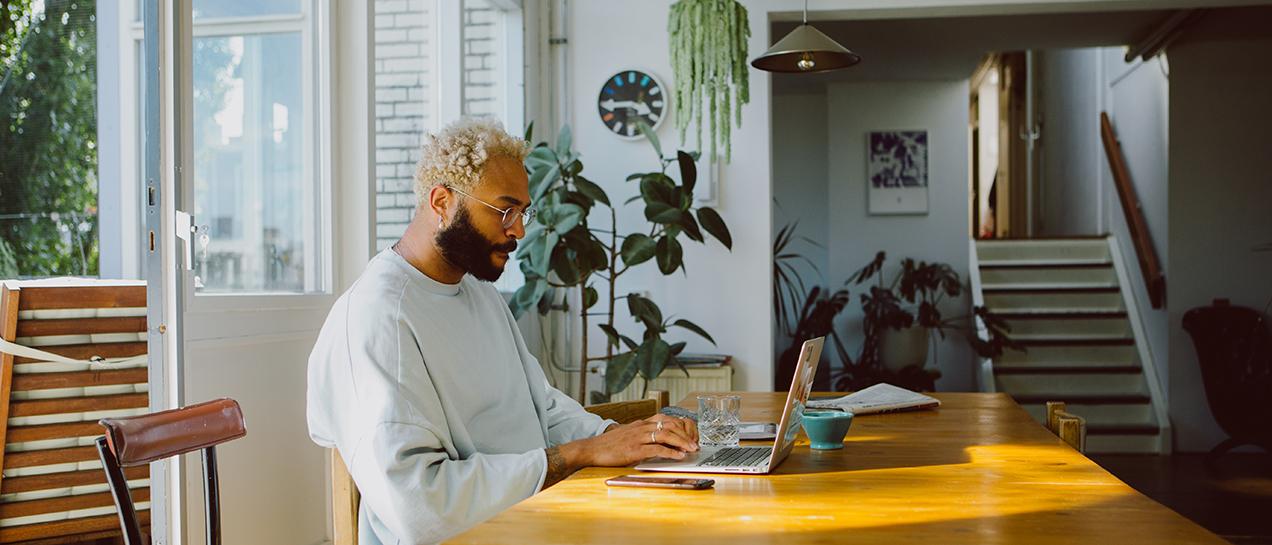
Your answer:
[597,70,667,140]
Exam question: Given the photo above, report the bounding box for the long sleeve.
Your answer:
[346,422,547,544]
[540,377,615,445]
[519,349,615,445]
[308,254,600,544]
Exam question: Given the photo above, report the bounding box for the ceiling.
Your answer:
[769,10,1173,92]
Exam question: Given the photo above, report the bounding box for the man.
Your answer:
[307,118,698,545]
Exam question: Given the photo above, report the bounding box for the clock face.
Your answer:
[597,70,667,139]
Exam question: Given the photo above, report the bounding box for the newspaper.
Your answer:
[806,383,941,415]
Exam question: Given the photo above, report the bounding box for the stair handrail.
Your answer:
[968,239,996,392]
[1099,112,1166,308]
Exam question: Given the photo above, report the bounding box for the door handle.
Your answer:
[175,210,195,271]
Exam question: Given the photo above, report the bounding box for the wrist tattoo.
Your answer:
[542,446,573,490]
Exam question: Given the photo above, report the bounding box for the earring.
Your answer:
[438,217,443,229]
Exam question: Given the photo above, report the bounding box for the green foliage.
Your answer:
[833,252,1021,391]
[668,0,750,162]
[512,124,733,399]
[0,0,100,277]
[771,224,1019,393]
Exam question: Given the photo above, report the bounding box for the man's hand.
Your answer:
[542,415,699,489]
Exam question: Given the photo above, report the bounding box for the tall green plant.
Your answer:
[511,123,733,403]
[0,0,100,277]
[668,0,750,162]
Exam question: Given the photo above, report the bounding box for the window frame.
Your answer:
[123,0,335,301]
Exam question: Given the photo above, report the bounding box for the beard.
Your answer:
[435,205,517,282]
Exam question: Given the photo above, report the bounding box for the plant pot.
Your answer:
[880,326,929,374]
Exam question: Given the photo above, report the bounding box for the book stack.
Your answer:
[675,353,732,368]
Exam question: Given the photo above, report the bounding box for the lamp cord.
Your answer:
[803,0,809,24]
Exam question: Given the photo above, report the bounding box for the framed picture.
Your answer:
[867,130,929,215]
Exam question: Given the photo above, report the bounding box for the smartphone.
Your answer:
[604,475,715,490]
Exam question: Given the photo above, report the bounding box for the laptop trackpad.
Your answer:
[635,449,711,470]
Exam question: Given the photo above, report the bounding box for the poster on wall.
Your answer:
[867,130,929,215]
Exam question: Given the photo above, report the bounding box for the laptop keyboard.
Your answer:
[699,447,771,468]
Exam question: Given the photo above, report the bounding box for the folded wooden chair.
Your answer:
[0,280,150,543]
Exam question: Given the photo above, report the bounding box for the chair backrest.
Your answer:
[1182,301,1272,450]
[331,449,359,545]
[0,280,151,543]
[584,390,667,425]
[1044,401,1086,453]
[97,398,246,545]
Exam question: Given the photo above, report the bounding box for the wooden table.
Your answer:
[449,393,1228,544]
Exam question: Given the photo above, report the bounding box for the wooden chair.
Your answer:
[0,280,151,543]
[331,449,359,545]
[96,398,246,545]
[584,390,668,424]
[1045,401,1087,453]
[327,390,672,545]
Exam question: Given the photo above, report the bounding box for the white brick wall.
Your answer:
[374,0,507,250]
[462,1,501,118]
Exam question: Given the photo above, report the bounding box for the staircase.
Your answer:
[971,237,1170,453]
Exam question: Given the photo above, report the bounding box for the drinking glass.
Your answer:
[697,394,741,448]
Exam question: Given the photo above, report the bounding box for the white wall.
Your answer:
[826,80,975,391]
[568,1,775,392]
[1166,7,1272,452]
[561,0,1262,396]
[1037,48,1103,236]
[1099,48,1174,415]
[772,90,830,359]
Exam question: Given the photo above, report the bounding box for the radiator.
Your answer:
[609,366,733,405]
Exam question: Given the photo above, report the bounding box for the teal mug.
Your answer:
[801,409,854,450]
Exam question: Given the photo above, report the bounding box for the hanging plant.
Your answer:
[668,0,750,162]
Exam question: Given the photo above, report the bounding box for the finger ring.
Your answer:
[650,430,657,443]
[656,421,664,432]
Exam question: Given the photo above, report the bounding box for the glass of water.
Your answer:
[697,394,741,448]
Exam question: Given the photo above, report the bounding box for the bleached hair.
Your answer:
[413,117,529,202]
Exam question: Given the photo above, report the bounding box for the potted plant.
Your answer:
[511,123,733,404]
[834,251,1018,392]
[771,229,1017,392]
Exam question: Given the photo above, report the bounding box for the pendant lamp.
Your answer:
[751,0,861,73]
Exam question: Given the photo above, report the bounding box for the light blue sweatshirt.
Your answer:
[307,249,613,544]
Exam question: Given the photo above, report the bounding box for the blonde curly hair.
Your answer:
[413,117,529,202]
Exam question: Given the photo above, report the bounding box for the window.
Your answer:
[188,0,326,294]
[0,0,100,278]
[371,0,525,292]
[373,0,439,252]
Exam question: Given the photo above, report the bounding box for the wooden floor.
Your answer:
[1093,454,1272,545]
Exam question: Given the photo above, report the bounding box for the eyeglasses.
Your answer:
[446,186,538,230]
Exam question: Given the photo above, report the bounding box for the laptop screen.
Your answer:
[772,337,824,455]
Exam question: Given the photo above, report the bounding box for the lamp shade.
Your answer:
[751,24,861,74]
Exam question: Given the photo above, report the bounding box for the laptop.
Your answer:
[635,336,824,474]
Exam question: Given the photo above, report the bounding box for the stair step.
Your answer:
[1013,393,1151,404]
[1003,317,1131,338]
[995,310,1128,319]
[983,283,1120,292]
[1088,424,1160,435]
[996,372,1147,396]
[983,291,1125,313]
[995,365,1141,374]
[975,238,1111,262]
[1012,336,1134,346]
[997,344,1138,366]
[979,258,1112,268]
[980,267,1117,287]
[1021,402,1155,427]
